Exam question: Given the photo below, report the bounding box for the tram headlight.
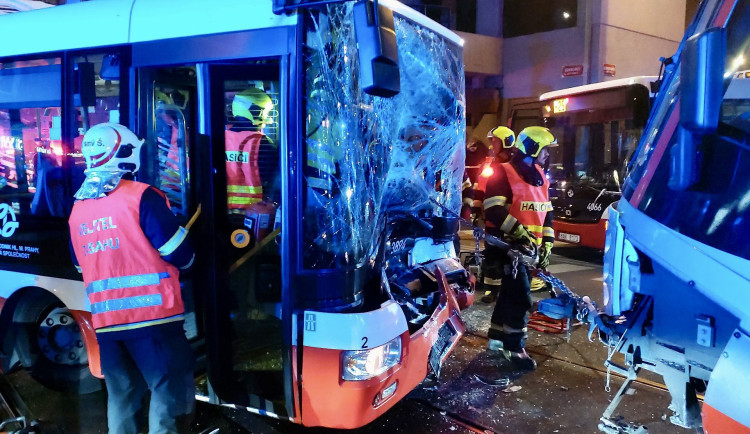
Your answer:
[341,336,402,381]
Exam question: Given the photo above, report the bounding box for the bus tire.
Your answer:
[13,290,102,395]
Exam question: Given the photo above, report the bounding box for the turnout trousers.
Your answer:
[484,244,533,352]
[98,321,195,434]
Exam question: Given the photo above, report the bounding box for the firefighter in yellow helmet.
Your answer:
[472,126,516,222]
[482,126,556,371]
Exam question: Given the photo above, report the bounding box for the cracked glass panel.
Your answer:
[303,4,465,270]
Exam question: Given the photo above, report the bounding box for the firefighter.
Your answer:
[472,126,516,223]
[225,87,279,256]
[225,87,277,211]
[482,126,556,371]
[68,123,196,433]
[474,126,515,303]
[464,137,488,186]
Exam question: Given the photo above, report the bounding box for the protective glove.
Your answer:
[538,241,553,269]
[508,224,538,248]
[470,208,484,227]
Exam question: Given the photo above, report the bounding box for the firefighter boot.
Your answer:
[506,349,537,371]
[481,283,501,303]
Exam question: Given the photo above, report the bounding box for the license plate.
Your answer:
[429,322,456,379]
[558,232,580,243]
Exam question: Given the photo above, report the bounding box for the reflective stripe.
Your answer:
[227,185,262,194]
[307,148,336,174]
[307,176,332,190]
[227,196,261,205]
[91,294,163,314]
[180,254,195,271]
[463,198,474,207]
[87,272,171,294]
[158,226,188,257]
[483,277,502,286]
[96,314,183,332]
[502,324,528,334]
[484,196,507,209]
[526,224,544,234]
[500,215,517,233]
[543,227,555,238]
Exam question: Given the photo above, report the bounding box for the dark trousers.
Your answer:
[484,245,533,352]
[98,321,195,434]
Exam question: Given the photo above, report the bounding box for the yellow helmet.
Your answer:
[516,126,557,158]
[154,89,173,106]
[232,88,274,127]
[486,126,516,149]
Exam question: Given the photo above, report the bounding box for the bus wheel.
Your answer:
[14,294,102,394]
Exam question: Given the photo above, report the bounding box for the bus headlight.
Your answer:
[341,336,402,381]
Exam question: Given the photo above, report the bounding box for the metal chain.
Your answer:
[535,272,596,323]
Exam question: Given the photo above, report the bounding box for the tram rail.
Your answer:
[0,373,35,434]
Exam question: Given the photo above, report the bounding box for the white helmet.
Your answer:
[75,123,145,199]
[81,123,144,174]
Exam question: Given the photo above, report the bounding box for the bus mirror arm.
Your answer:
[668,127,701,191]
[671,27,725,190]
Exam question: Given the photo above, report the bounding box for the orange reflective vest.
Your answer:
[225,130,264,210]
[503,163,552,243]
[69,180,184,330]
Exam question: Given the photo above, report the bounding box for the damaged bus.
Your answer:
[0,0,472,428]
[540,0,750,432]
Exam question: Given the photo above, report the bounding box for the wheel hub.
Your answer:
[37,307,87,366]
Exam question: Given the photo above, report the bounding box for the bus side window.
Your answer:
[71,54,123,195]
[0,58,64,217]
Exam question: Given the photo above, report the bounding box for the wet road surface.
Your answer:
[2,241,688,433]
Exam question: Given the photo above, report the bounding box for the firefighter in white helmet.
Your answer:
[69,123,196,433]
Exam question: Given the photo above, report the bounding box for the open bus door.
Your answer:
[203,63,289,415]
[135,57,291,417]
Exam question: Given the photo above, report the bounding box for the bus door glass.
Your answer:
[135,65,202,347]
[206,63,285,411]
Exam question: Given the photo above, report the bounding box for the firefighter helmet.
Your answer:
[81,123,145,174]
[232,87,274,127]
[154,89,173,106]
[486,126,516,149]
[516,126,557,158]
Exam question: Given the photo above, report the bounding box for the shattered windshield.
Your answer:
[302,4,465,270]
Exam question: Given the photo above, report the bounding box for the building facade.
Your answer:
[405,0,696,142]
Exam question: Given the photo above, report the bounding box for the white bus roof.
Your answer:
[539,76,658,101]
[0,0,461,58]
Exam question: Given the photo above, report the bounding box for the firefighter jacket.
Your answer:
[305,138,339,197]
[483,162,554,245]
[69,180,186,330]
[225,129,264,210]
[472,156,496,211]
[461,170,473,219]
